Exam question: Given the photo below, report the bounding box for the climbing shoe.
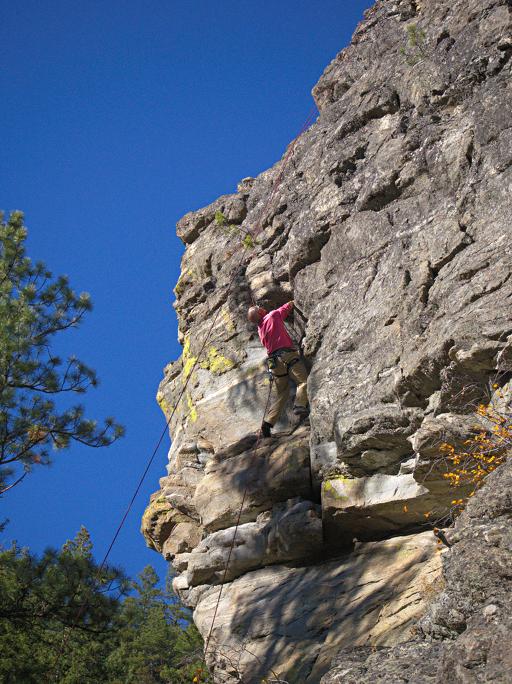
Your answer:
[261,421,273,438]
[293,405,310,417]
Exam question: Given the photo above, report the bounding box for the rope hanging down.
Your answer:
[49,105,318,681]
[202,374,274,663]
[49,234,256,682]
[201,107,319,677]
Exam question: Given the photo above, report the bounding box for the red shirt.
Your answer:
[258,302,294,354]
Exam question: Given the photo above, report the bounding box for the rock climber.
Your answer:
[247,300,309,438]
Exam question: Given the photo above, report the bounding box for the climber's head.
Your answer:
[247,306,266,324]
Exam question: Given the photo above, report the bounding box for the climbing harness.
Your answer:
[267,347,301,377]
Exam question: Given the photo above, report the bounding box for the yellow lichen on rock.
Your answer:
[174,268,196,298]
[322,477,351,501]
[221,308,236,333]
[323,475,351,491]
[182,336,198,380]
[200,346,236,375]
[173,272,186,297]
[186,392,198,422]
[156,390,172,417]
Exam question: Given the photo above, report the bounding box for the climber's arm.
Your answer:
[276,300,294,319]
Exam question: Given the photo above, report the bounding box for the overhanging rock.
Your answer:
[322,473,431,544]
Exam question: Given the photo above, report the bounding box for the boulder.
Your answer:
[322,473,431,545]
[141,495,198,554]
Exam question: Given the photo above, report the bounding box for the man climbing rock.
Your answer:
[247,300,309,438]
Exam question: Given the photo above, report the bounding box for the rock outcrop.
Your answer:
[321,457,512,684]
[143,0,512,681]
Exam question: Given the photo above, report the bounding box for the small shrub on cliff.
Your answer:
[214,210,258,250]
[437,386,510,520]
[242,233,255,249]
[214,210,226,227]
[400,23,427,66]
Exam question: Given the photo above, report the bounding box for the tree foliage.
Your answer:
[0,529,204,682]
[106,565,203,683]
[0,211,124,492]
[0,527,128,683]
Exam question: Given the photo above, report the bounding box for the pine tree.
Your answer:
[105,566,203,683]
[0,531,204,682]
[0,211,124,492]
[0,529,128,683]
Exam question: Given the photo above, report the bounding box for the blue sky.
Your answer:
[1,0,372,582]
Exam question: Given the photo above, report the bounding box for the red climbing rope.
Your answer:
[49,104,318,681]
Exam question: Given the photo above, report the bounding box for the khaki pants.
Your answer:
[265,350,308,426]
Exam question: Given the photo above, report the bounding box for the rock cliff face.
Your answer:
[321,456,512,683]
[143,0,512,681]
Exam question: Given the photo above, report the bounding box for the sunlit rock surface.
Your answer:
[143,0,512,680]
[194,531,441,683]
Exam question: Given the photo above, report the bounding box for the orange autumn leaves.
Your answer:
[440,395,510,508]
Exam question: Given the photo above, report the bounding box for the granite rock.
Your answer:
[196,531,441,683]
[143,0,512,680]
[321,457,512,684]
